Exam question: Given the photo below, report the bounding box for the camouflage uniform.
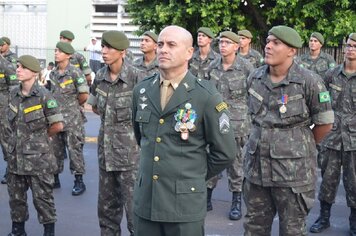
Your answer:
[318,64,356,207]
[238,48,264,68]
[244,63,334,236]
[133,56,159,82]
[299,51,336,78]
[207,56,253,192]
[189,48,220,80]
[6,81,63,224]
[48,64,89,175]
[70,52,92,78]
[0,55,17,162]
[3,50,18,68]
[87,61,139,236]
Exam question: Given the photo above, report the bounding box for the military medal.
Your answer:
[279,94,288,114]
[174,103,197,140]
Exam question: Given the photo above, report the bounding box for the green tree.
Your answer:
[126,0,356,47]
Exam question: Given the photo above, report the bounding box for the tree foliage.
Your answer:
[126,0,356,47]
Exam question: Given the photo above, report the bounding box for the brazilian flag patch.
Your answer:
[319,91,330,103]
[77,77,85,84]
[10,75,17,80]
[47,99,58,108]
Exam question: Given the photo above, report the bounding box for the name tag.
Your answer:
[24,104,42,114]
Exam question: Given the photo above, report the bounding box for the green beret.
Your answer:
[311,32,324,45]
[268,25,302,48]
[17,55,41,73]
[0,38,4,46]
[197,27,215,39]
[56,41,75,54]
[102,30,130,50]
[143,31,158,43]
[349,33,356,42]
[60,30,75,40]
[238,29,253,39]
[220,31,239,44]
[1,36,11,45]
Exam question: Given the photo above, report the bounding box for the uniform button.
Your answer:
[191,187,195,192]
[152,175,159,180]
[156,137,161,143]
[154,156,160,162]
[159,119,164,124]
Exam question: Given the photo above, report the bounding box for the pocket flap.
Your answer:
[176,179,205,194]
[135,110,151,123]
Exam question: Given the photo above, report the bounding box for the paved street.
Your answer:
[0,110,352,235]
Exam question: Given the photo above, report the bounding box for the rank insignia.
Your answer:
[216,102,228,112]
[219,113,230,134]
[140,103,148,109]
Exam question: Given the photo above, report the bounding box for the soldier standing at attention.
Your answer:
[87,30,139,236]
[237,29,264,68]
[0,36,18,68]
[206,31,253,220]
[299,32,336,79]
[59,30,92,86]
[189,27,220,79]
[133,31,159,81]
[243,25,334,236]
[48,42,89,195]
[309,33,356,236]
[132,25,236,236]
[0,40,18,185]
[6,55,63,236]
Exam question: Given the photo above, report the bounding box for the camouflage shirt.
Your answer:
[7,81,63,175]
[244,63,334,188]
[322,64,356,151]
[189,48,220,80]
[48,64,89,129]
[3,50,18,68]
[87,61,139,171]
[299,51,336,79]
[238,48,264,68]
[208,56,254,137]
[0,55,18,108]
[70,51,92,75]
[133,56,159,82]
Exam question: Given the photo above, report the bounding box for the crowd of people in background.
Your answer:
[0,24,355,236]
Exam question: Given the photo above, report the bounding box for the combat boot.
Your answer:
[310,200,331,233]
[229,192,242,220]
[72,175,86,196]
[43,223,55,236]
[8,222,27,236]
[350,208,356,236]
[207,188,213,211]
[53,174,61,189]
[1,167,8,184]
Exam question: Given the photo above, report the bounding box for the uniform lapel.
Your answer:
[162,72,195,116]
[144,74,162,114]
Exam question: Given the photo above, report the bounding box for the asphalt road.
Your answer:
[0,110,351,235]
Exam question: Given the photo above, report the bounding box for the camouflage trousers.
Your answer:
[7,173,56,224]
[318,148,356,207]
[206,136,246,192]
[52,125,85,175]
[134,214,205,236]
[243,180,314,236]
[98,168,137,236]
[0,113,10,161]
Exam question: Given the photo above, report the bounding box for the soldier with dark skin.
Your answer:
[189,27,220,80]
[243,25,334,236]
[237,29,264,68]
[6,55,63,236]
[206,31,253,221]
[87,30,139,236]
[48,42,89,196]
[132,25,236,236]
[133,31,159,81]
[309,33,356,236]
[299,32,336,79]
[0,40,18,185]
